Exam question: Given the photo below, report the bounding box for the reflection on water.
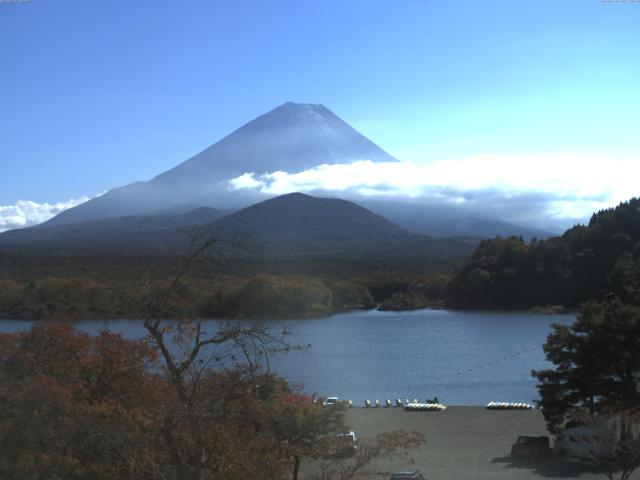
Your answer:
[0,309,574,405]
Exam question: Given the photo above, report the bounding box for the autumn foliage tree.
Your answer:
[0,323,165,479]
[0,322,350,480]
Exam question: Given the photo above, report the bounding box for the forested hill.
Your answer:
[445,198,640,309]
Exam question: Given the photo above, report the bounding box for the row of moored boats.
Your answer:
[363,399,447,410]
[486,401,533,410]
[404,402,448,412]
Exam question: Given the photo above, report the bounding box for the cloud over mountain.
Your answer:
[228,153,638,229]
[0,196,92,233]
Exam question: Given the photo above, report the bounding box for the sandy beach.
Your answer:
[341,406,635,480]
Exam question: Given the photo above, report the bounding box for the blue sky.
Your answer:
[1,0,639,228]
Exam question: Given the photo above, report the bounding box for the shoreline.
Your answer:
[0,305,577,323]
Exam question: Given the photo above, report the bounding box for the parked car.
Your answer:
[511,435,550,460]
[323,396,339,406]
[389,470,425,480]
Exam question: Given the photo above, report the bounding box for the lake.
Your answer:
[0,309,575,406]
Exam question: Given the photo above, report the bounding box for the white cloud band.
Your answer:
[0,196,91,233]
[228,153,639,224]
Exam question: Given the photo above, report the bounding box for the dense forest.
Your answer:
[0,254,453,320]
[446,198,640,309]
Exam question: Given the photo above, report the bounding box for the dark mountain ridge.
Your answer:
[212,192,407,242]
[0,207,223,253]
[0,193,478,260]
[204,193,478,259]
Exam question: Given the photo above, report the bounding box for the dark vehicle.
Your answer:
[390,470,425,480]
[510,435,550,460]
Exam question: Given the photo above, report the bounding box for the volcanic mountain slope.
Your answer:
[45,102,397,226]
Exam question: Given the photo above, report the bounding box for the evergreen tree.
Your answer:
[532,299,640,433]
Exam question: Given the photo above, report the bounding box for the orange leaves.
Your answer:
[282,391,312,406]
[0,323,164,480]
[0,320,423,480]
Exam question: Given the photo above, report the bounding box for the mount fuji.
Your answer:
[3,102,552,250]
[45,102,397,227]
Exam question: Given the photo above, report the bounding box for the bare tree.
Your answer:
[119,233,293,479]
[118,230,425,480]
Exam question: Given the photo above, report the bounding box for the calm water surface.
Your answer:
[0,309,575,406]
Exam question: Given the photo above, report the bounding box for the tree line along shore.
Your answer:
[0,255,452,320]
[1,198,639,320]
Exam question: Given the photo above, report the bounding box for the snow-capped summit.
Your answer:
[155,101,396,181]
